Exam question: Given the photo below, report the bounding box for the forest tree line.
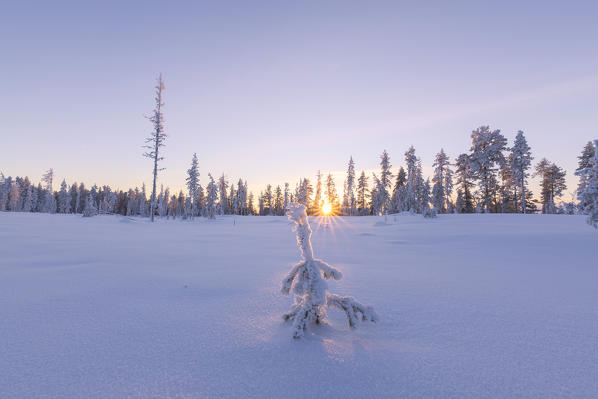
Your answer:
[1,130,596,219]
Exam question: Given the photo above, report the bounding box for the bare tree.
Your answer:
[143,74,166,222]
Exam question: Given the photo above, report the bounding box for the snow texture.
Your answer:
[1,212,597,398]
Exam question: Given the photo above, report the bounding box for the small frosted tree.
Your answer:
[281,203,377,338]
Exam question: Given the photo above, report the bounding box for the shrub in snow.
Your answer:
[281,203,377,338]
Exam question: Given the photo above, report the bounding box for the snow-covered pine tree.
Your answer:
[9,180,21,211]
[233,178,246,215]
[139,184,148,217]
[575,141,596,214]
[282,203,377,338]
[218,174,229,215]
[82,193,97,217]
[176,191,185,218]
[577,140,598,228]
[58,179,71,214]
[432,149,451,213]
[414,159,426,214]
[159,186,168,218]
[455,153,474,213]
[370,173,383,216]
[346,157,356,215]
[509,131,533,213]
[404,146,418,213]
[295,178,313,211]
[469,126,507,213]
[204,174,218,219]
[534,158,567,214]
[247,191,255,215]
[0,173,8,211]
[263,184,273,215]
[422,178,436,218]
[143,74,167,222]
[68,183,78,214]
[184,196,192,219]
[499,160,516,213]
[342,180,348,215]
[274,185,283,215]
[391,167,406,213]
[41,168,56,213]
[22,184,33,212]
[195,184,205,217]
[283,182,289,214]
[325,173,338,212]
[76,183,86,213]
[379,150,392,214]
[314,171,323,211]
[356,171,369,215]
[228,184,236,214]
[258,192,264,215]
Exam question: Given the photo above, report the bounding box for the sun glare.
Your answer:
[322,202,332,215]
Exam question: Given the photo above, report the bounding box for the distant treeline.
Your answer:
[1,131,595,218]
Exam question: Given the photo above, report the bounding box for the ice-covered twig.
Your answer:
[327,294,378,328]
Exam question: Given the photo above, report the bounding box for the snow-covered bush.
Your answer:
[281,203,377,338]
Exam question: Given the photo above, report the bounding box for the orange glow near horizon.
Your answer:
[322,202,332,215]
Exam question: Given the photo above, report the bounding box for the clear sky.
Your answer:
[2,1,597,199]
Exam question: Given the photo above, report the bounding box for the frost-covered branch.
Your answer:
[281,203,377,338]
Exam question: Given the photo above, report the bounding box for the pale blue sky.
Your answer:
[2,1,597,198]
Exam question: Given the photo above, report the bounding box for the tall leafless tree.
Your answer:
[143,74,166,222]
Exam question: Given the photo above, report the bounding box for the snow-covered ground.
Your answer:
[1,212,597,398]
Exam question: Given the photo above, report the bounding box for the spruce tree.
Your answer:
[509,131,533,213]
[577,140,598,228]
[432,149,451,213]
[534,159,567,214]
[455,154,474,213]
[204,174,218,219]
[356,171,369,215]
[404,146,418,212]
[325,173,338,212]
[346,157,356,215]
[469,126,507,213]
[314,171,323,211]
[575,141,596,214]
[58,179,71,214]
[82,193,97,217]
[41,168,56,213]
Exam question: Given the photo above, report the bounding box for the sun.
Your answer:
[322,202,332,216]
